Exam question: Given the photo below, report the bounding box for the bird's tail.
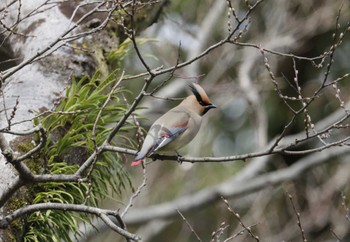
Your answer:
[131,159,143,166]
[131,150,147,166]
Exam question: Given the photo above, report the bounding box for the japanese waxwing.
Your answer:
[131,83,216,166]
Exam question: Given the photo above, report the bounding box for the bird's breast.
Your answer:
[159,112,202,152]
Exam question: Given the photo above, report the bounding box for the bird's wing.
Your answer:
[149,109,191,154]
[131,110,191,166]
[152,123,188,153]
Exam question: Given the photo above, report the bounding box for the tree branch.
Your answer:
[0,202,140,241]
[123,146,350,225]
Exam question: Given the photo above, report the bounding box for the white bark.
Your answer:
[0,1,97,240]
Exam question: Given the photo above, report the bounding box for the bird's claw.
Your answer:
[175,151,183,164]
[151,154,160,161]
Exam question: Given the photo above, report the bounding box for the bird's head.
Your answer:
[183,83,216,116]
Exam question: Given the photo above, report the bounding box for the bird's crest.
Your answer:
[189,83,211,106]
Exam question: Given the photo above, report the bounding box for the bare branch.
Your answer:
[121,162,147,218]
[0,202,140,241]
[286,192,307,242]
[92,70,125,146]
[177,209,202,242]
[341,192,350,223]
[221,196,259,241]
[1,1,113,81]
[123,146,350,225]
[15,125,46,162]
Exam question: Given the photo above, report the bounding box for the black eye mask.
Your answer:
[190,84,209,106]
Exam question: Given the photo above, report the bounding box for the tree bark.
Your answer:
[0,0,166,239]
[0,1,99,240]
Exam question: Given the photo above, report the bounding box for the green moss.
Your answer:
[6,187,32,241]
[3,141,45,241]
[2,231,15,242]
[16,142,34,154]
[16,142,46,175]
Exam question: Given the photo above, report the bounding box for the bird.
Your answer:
[131,83,216,166]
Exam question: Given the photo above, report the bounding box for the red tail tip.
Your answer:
[131,160,143,167]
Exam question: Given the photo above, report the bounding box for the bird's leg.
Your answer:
[151,153,160,161]
[175,150,183,164]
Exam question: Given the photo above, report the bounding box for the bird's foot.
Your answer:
[175,151,183,164]
[151,154,160,161]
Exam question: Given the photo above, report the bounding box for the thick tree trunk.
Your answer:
[0,1,102,240]
[0,0,165,240]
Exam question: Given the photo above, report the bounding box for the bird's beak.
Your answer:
[207,104,216,109]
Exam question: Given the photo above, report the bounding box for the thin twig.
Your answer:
[1,1,112,81]
[223,224,258,242]
[211,221,229,242]
[220,196,259,241]
[15,125,47,162]
[286,191,307,242]
[92,70,125,146]
[341,192,350,223]
[121,162,147,218]
[128,0,153,75]
[330,228,341,242]
[177,209,202,242]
